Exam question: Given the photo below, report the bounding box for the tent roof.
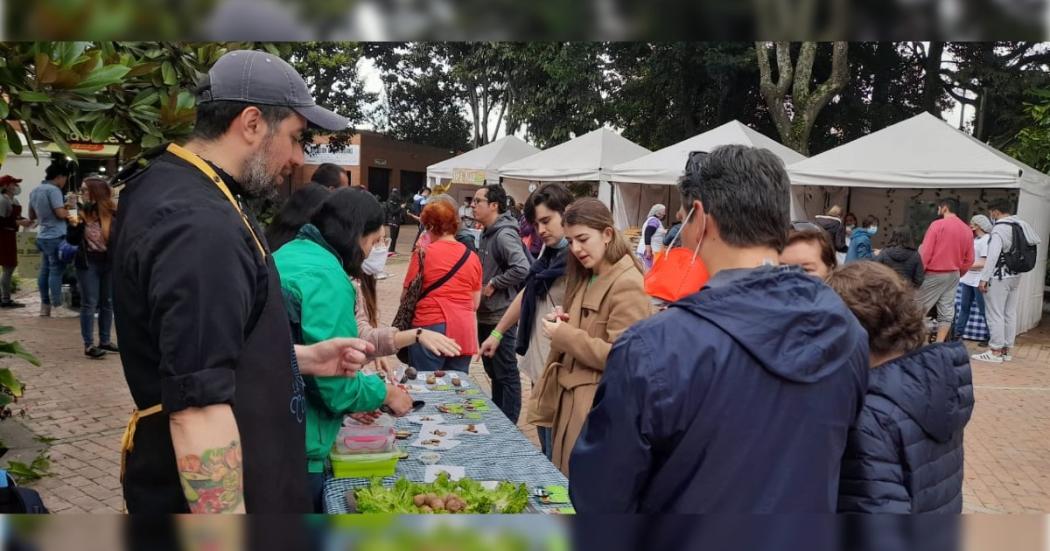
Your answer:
[609,120,805,185]
[427,135,540,174]
[788,112,1050,198]
[499,127,651,182]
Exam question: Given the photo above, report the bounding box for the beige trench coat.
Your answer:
[527,254,651,474]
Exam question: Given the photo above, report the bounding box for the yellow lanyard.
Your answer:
[165,143,268,260]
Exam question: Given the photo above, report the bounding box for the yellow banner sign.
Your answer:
[451,168,487,185]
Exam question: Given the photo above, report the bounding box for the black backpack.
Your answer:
[0,471,48,513]
[994,221,1037,277]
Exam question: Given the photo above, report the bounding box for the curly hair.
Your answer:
[421,199,459,237]
[826,261,925,358]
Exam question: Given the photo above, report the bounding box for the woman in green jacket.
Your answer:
[273,188,419,512]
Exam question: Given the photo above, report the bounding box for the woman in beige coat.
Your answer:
[530,198,651,474]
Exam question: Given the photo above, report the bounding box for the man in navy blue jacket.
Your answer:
[569,145,870,513]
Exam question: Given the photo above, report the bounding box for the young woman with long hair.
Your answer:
[66,176,118,358]
[530,198,652,474]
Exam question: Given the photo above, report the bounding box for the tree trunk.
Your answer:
[923,41,945,115]
[757,41,849,156]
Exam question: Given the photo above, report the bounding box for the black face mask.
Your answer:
[81,201,98,213]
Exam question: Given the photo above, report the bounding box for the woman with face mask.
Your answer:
[846,215,879,263]
[65,176,119,358]
[636,204,667,270]
[533,198,652,474]
[272,188,424,512]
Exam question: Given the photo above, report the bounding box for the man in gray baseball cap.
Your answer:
[111,50,411,514]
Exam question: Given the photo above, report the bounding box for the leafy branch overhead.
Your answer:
[0,42,371,163]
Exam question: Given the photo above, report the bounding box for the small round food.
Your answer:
[434,370,446,378]
[406,367,418,380]
[451,378,462,387]
[413,494,427,507]
[419,505,433,514]
[427,496,445,511]
[426,376,437,385]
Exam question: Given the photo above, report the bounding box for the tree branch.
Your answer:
[793,42,817,104]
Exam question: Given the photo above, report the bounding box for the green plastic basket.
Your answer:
[330,450,400,478]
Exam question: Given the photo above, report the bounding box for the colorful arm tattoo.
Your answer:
[177,441,244,513]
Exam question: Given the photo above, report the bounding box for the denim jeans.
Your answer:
[77,259,113,347]
[35,237,66,307]
[406,323,472,372]
[955,284,986,340]
[478,322,521,424]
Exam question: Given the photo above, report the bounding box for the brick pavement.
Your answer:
[0,231,1046,513]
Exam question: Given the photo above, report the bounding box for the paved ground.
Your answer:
[0,231,1047,513]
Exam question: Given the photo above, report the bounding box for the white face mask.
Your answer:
[868,226,878,234]
[10,185,21,196]
[361,245,389,276]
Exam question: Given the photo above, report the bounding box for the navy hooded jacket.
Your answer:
[838,342,974,513]
[568,266,870,513]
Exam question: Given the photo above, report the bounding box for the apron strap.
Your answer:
[119,403,163,485]
[165,143,268,260]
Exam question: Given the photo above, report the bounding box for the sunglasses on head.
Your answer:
[685,151,710,178]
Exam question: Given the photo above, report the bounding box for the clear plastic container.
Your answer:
[330,450,400,478]
[333,424,396,455]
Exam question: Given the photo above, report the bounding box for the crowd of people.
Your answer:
[1,49,1041,515]
[806,194,1041,364]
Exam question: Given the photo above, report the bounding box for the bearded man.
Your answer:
[112,50,377,513]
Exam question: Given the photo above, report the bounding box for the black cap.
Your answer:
[197,50,348,131]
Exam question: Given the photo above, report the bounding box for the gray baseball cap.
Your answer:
[197,50,348,131]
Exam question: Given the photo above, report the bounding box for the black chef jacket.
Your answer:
[112,150,310,513]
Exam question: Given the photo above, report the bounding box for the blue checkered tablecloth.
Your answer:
[954,284,990,342]
[323,381,570,514]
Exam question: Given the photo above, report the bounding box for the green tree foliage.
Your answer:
[0,42,370,164]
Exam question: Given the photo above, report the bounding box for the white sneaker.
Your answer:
[51,307,80,319]
[971,350,1003,364]
[1002,353,1013,362]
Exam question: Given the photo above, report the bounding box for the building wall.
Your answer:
[293,131,456,200]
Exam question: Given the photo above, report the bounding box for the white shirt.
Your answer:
[960,234,990,287]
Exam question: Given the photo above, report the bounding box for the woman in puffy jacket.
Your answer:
[874,227,925,288]
[827,261,974,513]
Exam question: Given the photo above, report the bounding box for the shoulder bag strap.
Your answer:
[418,246,472,300]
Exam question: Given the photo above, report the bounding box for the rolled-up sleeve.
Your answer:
[146,207,259,413]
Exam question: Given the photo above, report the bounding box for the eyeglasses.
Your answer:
[791,221,824,233]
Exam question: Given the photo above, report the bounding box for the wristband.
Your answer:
[415,328,423,344]
[490,329,503,342]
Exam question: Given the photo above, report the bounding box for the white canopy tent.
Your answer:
[608,120,805,229]
[789,112,1050,334]
[425,136,540,205]
[427,135,539,187]
[498,128,651,205]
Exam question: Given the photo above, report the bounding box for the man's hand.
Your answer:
[382,385,414,416]
[978,281,989,294]
[295,338,375,377]
[479,335,501,358]
[483,282,496,298]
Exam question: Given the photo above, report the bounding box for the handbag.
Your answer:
[58,241,79,264]
[392,245,473,362]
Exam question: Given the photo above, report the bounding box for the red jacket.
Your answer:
[919,216,975,275]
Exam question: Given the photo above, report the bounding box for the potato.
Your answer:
[435,370,446,378]
[446,499,464,513]
[427,496,445,511]
[419,505,432,514]
[451,378,462,387]
[406,367,418,380]
[413,494,427,507]
[426,376,437,385]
